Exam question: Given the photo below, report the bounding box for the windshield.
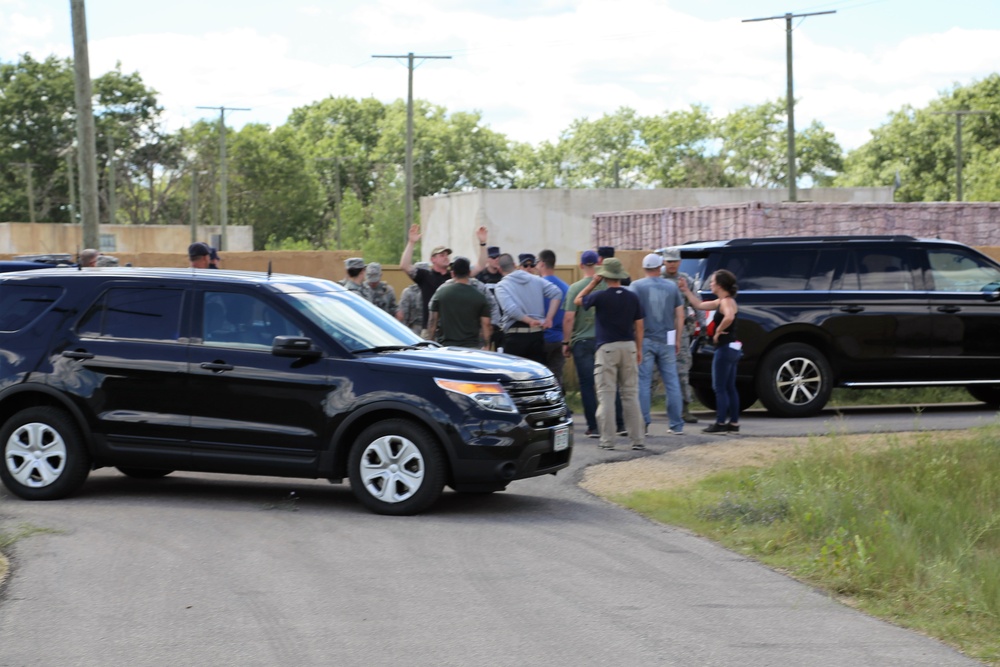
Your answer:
[285,290,423,352]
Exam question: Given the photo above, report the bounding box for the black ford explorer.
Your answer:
[0,268,572,515]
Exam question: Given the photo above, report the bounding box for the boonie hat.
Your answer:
[365,262,382,281]
[580,250,599,266]
[429,245,451,257]
[662,247,682,261]
[487,246,501,258]
[642,253,664,269]
[596,257,629,280]
[345,257,366,270]
[188,242,211,259]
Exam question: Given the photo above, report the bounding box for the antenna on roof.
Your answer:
[267,261,272,279]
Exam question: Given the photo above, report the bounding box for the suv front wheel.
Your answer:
[756,343,832,417]
[0,407,91,500]
[348,419,445,516]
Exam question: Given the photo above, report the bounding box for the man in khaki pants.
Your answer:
[573,257,646,451]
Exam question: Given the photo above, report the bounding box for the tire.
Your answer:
[756,343,833,418]
[348,419,445,516]
[967,385,1000,409]
[116,467,173,479]
[692,384,716,410]
[0,407,90,500]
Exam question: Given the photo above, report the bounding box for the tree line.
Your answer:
[2,53,998,262]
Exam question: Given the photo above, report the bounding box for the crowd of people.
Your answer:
[180,228,741,450]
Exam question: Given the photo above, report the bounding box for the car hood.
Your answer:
[360,346,550,381]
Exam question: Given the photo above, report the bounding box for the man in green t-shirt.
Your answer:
[563,251,608,437]
[427,257,492,349]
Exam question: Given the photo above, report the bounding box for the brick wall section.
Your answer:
[593,201,1000,249]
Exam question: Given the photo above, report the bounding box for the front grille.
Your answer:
[504,376,567,428]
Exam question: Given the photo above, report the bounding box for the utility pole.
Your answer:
[106,135,117,224]
[743,10,835,202]
[70,0,100,248]
[190,169,208,243]
[196,105,250,250]
[932,110,989,201]
[313,157,345,249]
[371,52,451,244]
[11,162,37,222]
[64,148,77,222]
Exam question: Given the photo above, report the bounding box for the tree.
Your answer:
[555,107,650,188]
[644,105,731,188]
[837,74,1000,202]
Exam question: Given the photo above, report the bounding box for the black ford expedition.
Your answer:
[673,236,1000,417]
[0,268,572,515]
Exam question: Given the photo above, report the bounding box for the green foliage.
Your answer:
[617,428,1000,662]
[837,74,1000,202]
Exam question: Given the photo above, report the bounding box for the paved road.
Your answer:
[1,405,991,666]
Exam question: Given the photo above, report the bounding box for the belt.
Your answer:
[506,324,544,334]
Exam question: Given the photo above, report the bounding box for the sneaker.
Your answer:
[599,443,614,450]
[631,443,646,451]
[727,423,740,435]
[683,414,698,424]
[586,429,599,439]
[702,423,728,434]
[667,428,683,435]
[616,429,628,436]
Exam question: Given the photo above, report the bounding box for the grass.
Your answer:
[611,426,1000,665]
[0,523,60,585]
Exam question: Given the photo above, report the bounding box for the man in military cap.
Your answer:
[340,257,373,301]
[661,247,698,423]
[365,262,397,315]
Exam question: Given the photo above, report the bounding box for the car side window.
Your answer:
[926,248,1000,292]
[842,250,915,291]
[202,291,303,349]
[77,288,183,341]
[719,250,817,290]
[0,285,63,332]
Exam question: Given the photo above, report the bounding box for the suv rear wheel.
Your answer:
[0,407,90,500]
[348,419,445,516]
[692,383,758,413]
[756,343,832,417]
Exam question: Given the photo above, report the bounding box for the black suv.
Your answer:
[0,268,572,514]
[672,236,1000,417]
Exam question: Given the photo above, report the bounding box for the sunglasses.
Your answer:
[521,261,535,268]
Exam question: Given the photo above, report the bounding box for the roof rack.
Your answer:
[726,235,916,246]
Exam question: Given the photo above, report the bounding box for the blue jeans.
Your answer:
[712,344,743,424]
[639,338,684,431]
[571,338,598,431]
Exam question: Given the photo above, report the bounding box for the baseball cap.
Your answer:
[188,242,211,259]
[662,247,682,261]
[487,246,501,258]
[365,262,382,281]
[345,257,366,270]
[580,250,599,265]
[518,253,536,267]
[642,253,664,269]
[429,245,451,257]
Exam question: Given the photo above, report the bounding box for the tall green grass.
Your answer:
[616,427,1000,664]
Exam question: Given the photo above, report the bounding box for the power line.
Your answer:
[743,10,836,203]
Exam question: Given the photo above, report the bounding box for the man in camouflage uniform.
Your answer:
[339,257,373,301]
[365,262,397,316]
[662,247,698,424]
[396,262,429,334]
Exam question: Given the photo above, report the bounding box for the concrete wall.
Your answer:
[593,201,1000,249]
[0,223,254,255]
[419,187,893,267]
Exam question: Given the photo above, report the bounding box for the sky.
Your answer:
[2,0,998,151]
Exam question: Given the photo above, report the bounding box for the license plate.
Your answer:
[553,426,569,452]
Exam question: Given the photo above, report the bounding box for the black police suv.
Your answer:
[670,236,1000,417]
[0,268,572,515]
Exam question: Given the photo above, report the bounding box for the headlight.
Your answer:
[435,378,516,413]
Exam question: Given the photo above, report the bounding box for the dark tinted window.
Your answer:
[0,285,63,332]
[202,291,302,349]
[840,249,916,291]
[718,249,818,290]
[78,288,183,341]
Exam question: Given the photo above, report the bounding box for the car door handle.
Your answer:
[61,350,95,360]
[200,361,234,373]
[936,305,961,313]
[839,305,865,313]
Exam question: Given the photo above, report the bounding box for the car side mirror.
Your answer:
[272,335,321,358]
[981,282,1000,302]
